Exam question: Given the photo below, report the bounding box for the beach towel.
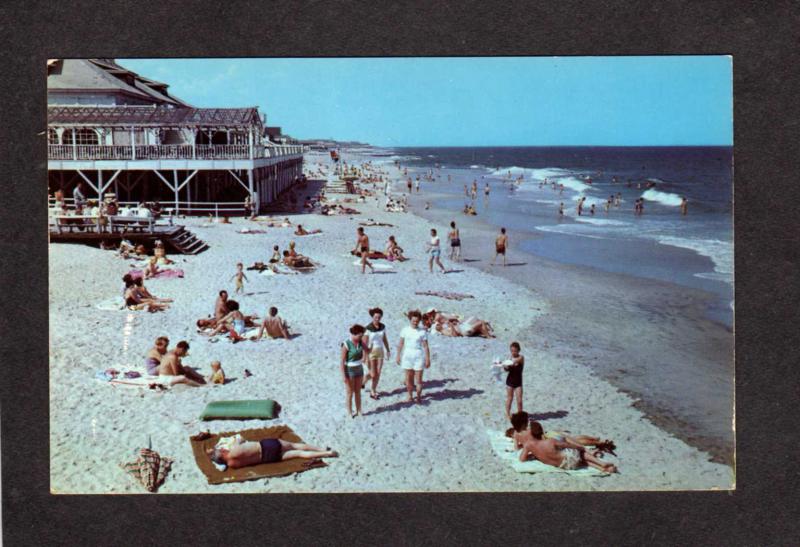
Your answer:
[130,269,184,280]
[237,229,267,234]
[121,448,173,492]
[415,290,474,301]
[199,399,281,420]
[352,260,393,270]
[190,426,326,485]
[109,377,170,390]
[486,429,608,476]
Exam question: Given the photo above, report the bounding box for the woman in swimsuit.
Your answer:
[123,278,169,312]
[205,300,247,342]
[207,436,338,468]
[364,308,391,400]
[341,324,368,418]
[447,221,461,262]
[427,228,447,273]
[144,336,169,376]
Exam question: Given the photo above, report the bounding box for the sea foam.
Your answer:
[642,189,683,207]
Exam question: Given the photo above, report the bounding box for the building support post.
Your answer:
[173,170,179,215]
[130,127,136,160]
[248,168,256,215]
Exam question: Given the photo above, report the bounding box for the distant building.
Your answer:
[47,59,305,215]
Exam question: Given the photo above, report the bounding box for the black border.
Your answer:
[3,1,799,544]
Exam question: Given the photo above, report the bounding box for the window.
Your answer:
[48,128,59,145]
[62,128,99,145]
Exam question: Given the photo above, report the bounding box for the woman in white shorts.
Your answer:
[364,307,391,400]
[396,310,431,403]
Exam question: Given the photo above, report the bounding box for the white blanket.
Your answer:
[352,260,393,270]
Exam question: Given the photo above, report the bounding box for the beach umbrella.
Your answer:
[121,448,173,492]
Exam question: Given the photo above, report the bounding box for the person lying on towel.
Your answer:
[508,411,617,457]
[512,416,617,473]
[207,436,338,468]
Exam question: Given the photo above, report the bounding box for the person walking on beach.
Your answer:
[558,203,564,218]
[503,342,525,421]
[364,308,391,400]
[230,263,249,295]
[415,178,421,193]
[447,221,461,262]
[396,310,431,404]
[680,196,688,215]
[492,227,508,267]
[341,324,368,418]
[407,178,413,194]
[427,228,447,273]
[353,227,375,274]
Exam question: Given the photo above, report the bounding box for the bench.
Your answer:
[108,215,155,234]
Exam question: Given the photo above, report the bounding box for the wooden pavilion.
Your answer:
[47,59,304,216]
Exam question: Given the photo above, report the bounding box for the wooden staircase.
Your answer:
[166,226,209,254]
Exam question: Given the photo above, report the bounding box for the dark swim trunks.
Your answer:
[260,438,282,463]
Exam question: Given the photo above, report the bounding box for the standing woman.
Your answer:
[340,324,368,418]
[396,310,431,404]
[427,228,447,273]
[364,308,391,400]
[447,221,461,262]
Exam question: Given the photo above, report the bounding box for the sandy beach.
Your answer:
[48,150,734,493]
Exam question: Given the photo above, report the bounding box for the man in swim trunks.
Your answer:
[518,420,617,473]
[253,306,291,340]
[215,290,229,322]
[352,227,374,274]
[207,436,338,468]
[144,336,169,376]
[158,341,206,386]
[492,227,508,267]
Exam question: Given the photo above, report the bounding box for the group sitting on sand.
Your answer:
[507,411,618,473]
[123,274,171,312]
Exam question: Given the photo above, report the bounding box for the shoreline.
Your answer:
[48,150,734,493]
[395,179,734,465]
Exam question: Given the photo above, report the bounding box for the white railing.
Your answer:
[49,143,305,161]
[49,197,248,217]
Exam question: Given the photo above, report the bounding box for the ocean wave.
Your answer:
[656,236,733,283]
[533,224,611,240]
[560,177,591,193]
[490,166,572,180]
[573,217,631,226]
[469,164,483,169]
[642,189,683,207]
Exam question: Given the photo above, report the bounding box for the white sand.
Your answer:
[49,152,734,493]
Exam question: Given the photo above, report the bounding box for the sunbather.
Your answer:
[207,436,338,468]
[204,300,248,343]
[123,278,169,313]
[509,412,617,458]
[518,420,617,473]
[385,236,407,261]
[252,307,291,340]
[145,336,169,375]
[282,251,313,269]
[433,314,494,338]
[158,341,206,386]
[294,224,322,236]
[153,240,174,265]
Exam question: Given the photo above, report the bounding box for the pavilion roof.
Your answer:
[47,105,264,129]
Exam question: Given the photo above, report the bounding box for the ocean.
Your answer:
[384,146,733,327]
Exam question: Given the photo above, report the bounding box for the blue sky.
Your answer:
[120,57,732,147]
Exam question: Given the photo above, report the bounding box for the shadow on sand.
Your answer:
[365,386,483,416]
[529,410,569,421]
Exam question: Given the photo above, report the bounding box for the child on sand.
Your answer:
[230,263,248,294]
[208,361,226,384]
[269,245,281,263]
[504,342,525,421]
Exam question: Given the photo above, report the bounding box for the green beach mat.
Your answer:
[199,399,280,421]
